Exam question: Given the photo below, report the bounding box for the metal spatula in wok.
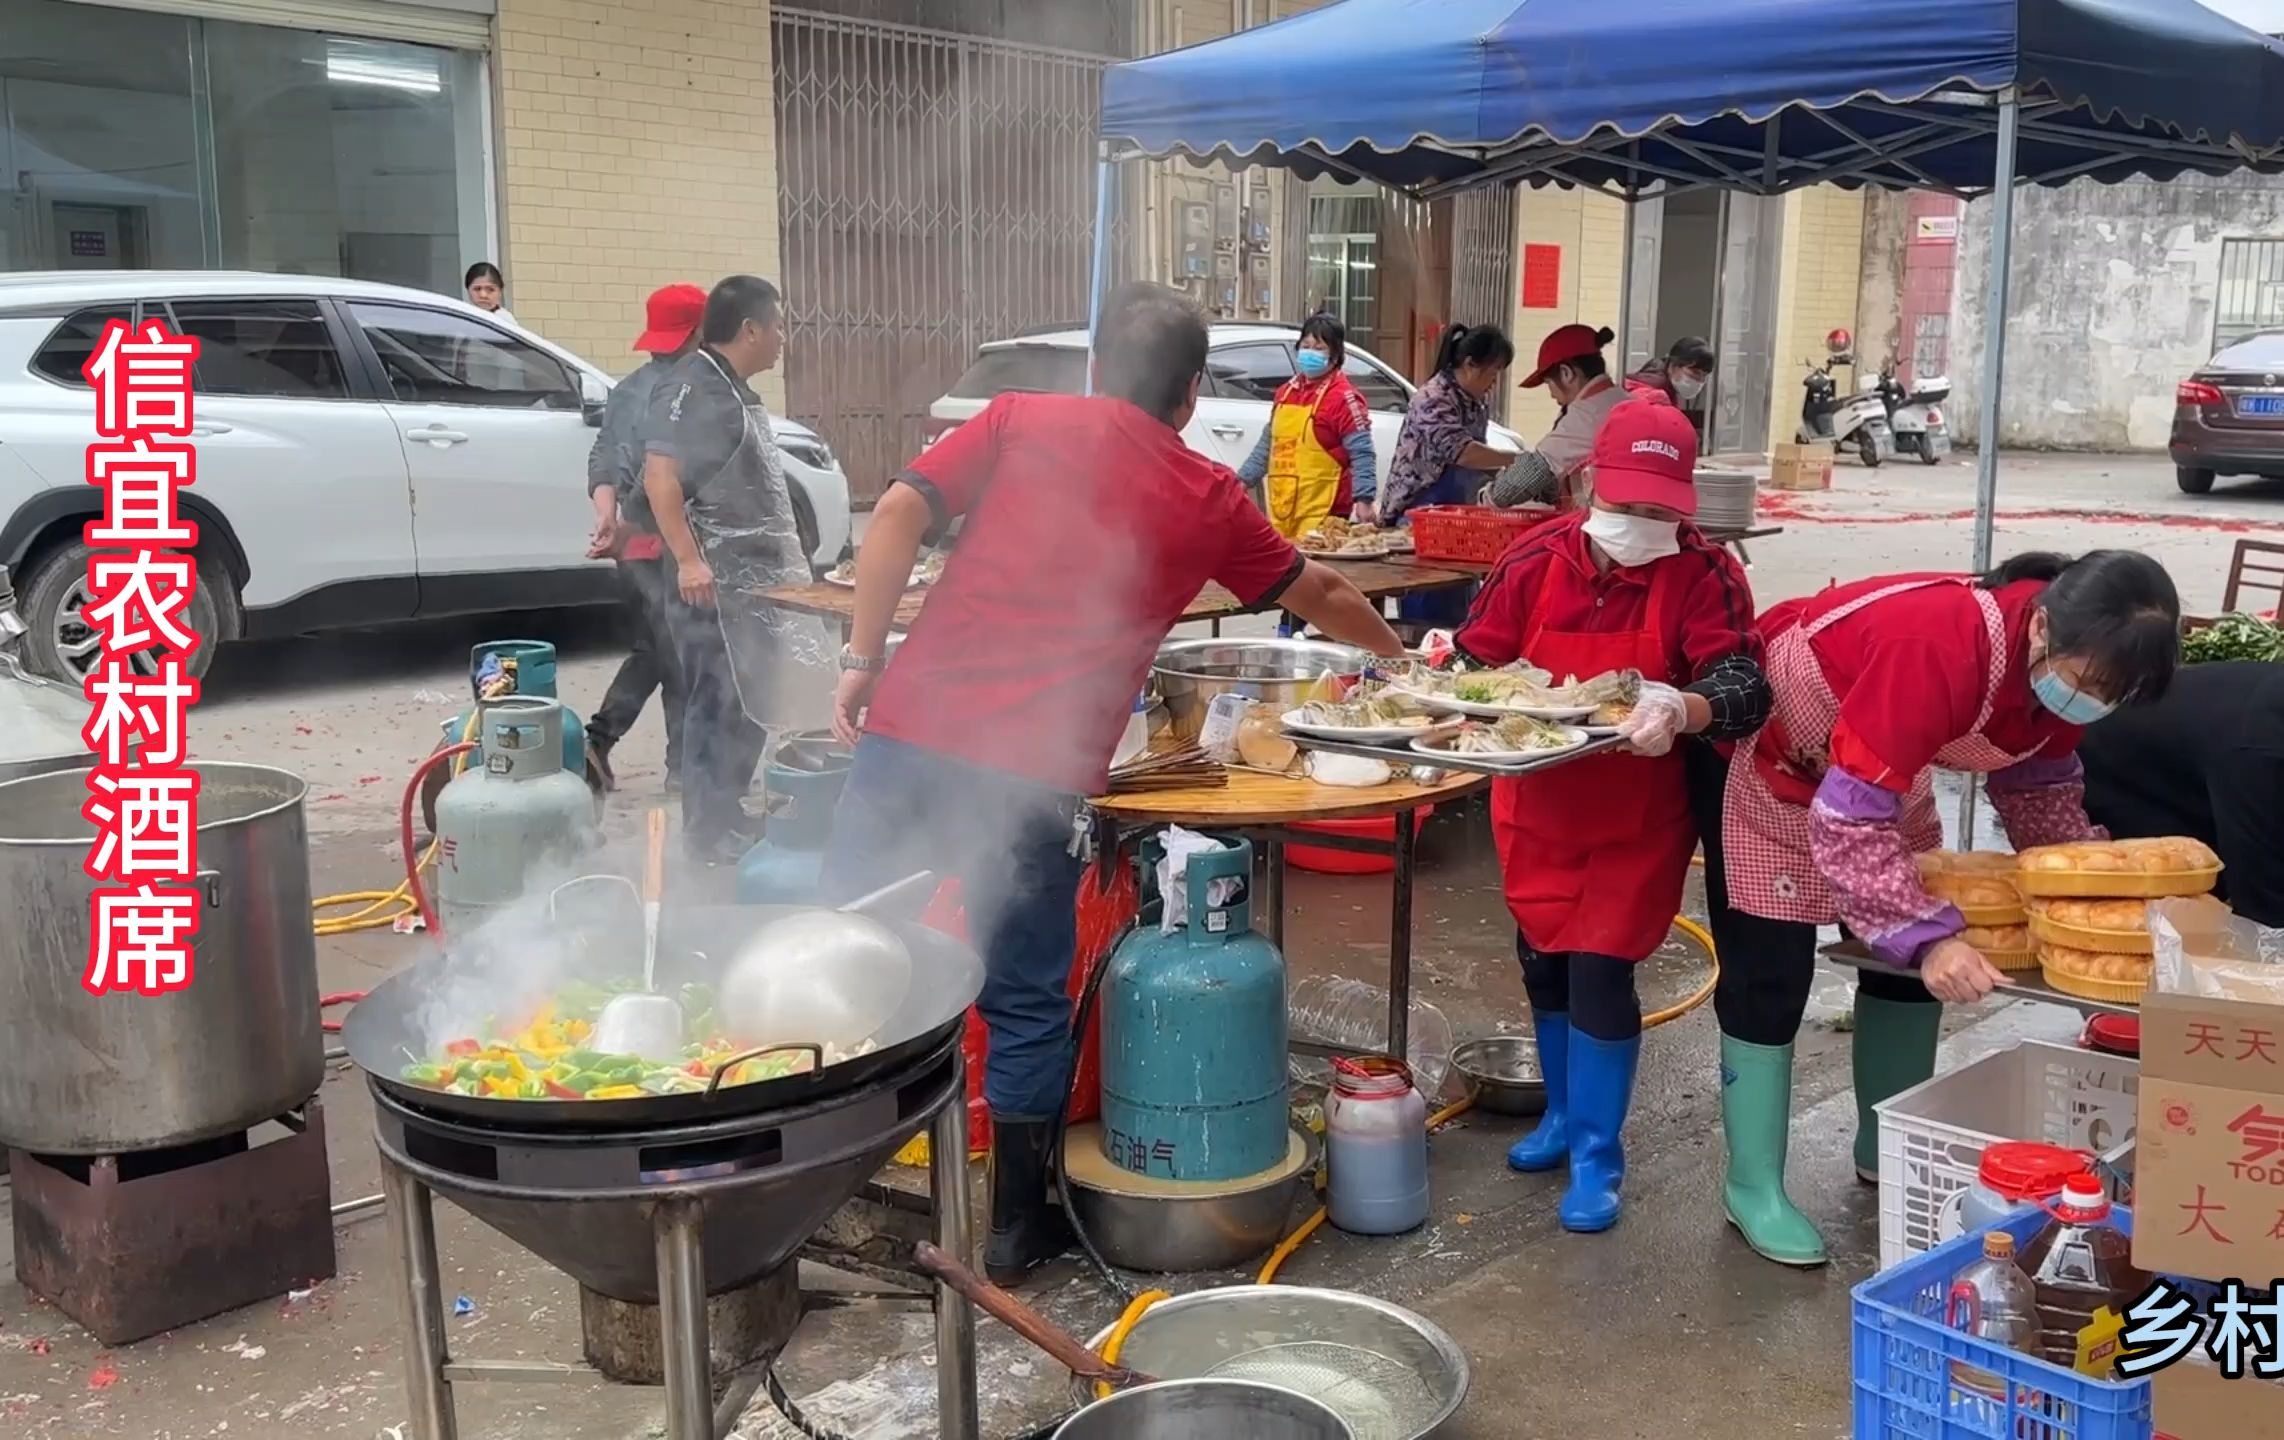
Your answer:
[591,809,683,1061]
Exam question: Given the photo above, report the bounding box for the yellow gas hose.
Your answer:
[1099,913,1721,1385]
[310,711,481,937]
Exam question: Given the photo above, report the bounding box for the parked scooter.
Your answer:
[1800,354,1895,467]
[1863,364,1952,465]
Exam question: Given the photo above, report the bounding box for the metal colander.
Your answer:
[1083,1286,1468,1440]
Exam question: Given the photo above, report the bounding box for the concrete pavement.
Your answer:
[0,449,2271,1437]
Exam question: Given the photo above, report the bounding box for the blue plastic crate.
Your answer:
[1851,1207,2151,1440]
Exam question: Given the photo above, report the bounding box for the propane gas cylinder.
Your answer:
[1099,837,1288,1183]
[434,696,594,937]
[735,731,853,904]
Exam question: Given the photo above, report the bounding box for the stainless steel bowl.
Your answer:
[1152,638,1370,740]
[1452,1036,1546,1117]
[1081,1286,1469,1440]
[1066,1126,1314,1273]
[1054,1379,1353,1440]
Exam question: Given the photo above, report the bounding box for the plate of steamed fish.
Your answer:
[1409,713,1590,764]
[1280,683,1447,743]
[1389,661,1642,722]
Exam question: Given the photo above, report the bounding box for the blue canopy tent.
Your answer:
[1090,0,2284,571]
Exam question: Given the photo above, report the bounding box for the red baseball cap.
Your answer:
[633,283,706,354]
[1591,396,1699,516]
[1520,322,1615,388]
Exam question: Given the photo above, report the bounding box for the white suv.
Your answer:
[928,322,1525,491]
[0,272,852,680]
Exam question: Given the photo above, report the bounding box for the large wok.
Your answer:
[343,902,985,1130]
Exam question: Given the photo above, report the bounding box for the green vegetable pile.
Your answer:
[2184,612,2284,665]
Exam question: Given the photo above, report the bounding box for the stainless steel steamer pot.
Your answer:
[0,763,324,1153]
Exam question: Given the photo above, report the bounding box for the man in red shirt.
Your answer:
[822,282,1404,1283]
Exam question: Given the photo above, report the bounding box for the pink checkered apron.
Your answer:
[1721,577,2044,924]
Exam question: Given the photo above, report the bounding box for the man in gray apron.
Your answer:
[642,275,834,860]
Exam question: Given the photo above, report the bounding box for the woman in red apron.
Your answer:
[1455,397,1768,1235]
[1699,550,2180,1266]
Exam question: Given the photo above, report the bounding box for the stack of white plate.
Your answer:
[1694,466,1758,532]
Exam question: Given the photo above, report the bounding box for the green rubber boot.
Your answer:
[1720,1035,1828,1268]
[1851,995,1944,1184]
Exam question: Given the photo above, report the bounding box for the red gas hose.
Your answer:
[402,741,478,941]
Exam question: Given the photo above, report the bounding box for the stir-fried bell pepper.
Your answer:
[586,1084,644,1100]
[443,1038,481,1058]
[542,1079,583,1099]
[401,1063,450,1089]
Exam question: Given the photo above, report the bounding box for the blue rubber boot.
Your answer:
[1558,1031,1642,1235]
[1505,1014,1571,1173]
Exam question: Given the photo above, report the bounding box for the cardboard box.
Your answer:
[2155,1353,2284,1440]
[1769,442,1833,491]
[2133,902,2284,1281]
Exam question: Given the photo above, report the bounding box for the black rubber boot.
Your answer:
[983,1116,1073,1286]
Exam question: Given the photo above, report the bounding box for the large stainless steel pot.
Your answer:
[1152,638,1370,740]
[0,565,97,785]
[0,763,324,1153]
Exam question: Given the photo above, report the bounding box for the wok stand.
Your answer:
[380,1054,980,1440]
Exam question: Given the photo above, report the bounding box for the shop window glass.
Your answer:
[0,0,206,270]
[206,27,488,295]
[0,1,490,299]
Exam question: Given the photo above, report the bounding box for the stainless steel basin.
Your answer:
[1152,638,1370,739]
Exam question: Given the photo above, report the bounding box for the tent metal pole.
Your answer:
[1084,145,1114,397]
[1958,87,2020,851]
[1618,189,1637,362]
[1971,89,2017,577]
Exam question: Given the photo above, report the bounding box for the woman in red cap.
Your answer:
[1453,395,1767,1236]
[1487,322,1629,512]
[583,282,708,788]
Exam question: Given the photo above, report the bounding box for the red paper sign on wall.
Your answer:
[1521,244,1563,309]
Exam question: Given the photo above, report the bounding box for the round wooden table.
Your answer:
[1091,767,1488,1060]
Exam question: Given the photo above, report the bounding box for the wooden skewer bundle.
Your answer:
[1106,743,1225,793]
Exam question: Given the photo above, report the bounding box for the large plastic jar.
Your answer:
[1326,1056,1429,1235]
[1957,1141,2095,1237]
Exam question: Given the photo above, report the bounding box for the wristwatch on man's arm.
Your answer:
[838,646,886,673]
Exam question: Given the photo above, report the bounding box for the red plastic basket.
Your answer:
[1409,504,1544,564]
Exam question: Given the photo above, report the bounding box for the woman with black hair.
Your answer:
[464,261,512,321]
[1379,322,1520,523]
[1236,311,1376,538]
[1628,336,1716,407]
[1694,549,2180,1270]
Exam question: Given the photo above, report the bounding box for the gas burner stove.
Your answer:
[369,1029,979,1440]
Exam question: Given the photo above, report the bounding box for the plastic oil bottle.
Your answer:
[2018,1176,2151,1376]
[1945,1230,2040,1398]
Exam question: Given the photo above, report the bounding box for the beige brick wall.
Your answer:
[1505,187,1627,437]
[493,0,787,408]
[1765,185,1865,452]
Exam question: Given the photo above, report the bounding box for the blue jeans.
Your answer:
[818,735,1086,1119]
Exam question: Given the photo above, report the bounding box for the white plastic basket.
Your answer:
[1872,1038,2138,1268]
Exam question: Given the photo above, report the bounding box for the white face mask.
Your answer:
[1582,508,1682,567]
[1671,370,1707,401]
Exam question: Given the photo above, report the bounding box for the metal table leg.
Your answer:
[654,1199,712,1440]
[382,1154,458,1440]
[1388,807,1417,1061]
[1262,838,1286,952]
[930,1055,979,1440]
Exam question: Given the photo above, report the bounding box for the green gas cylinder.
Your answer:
[1098,837,1289,1183]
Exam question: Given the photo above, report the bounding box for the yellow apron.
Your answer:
[1265,385,1345,540]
